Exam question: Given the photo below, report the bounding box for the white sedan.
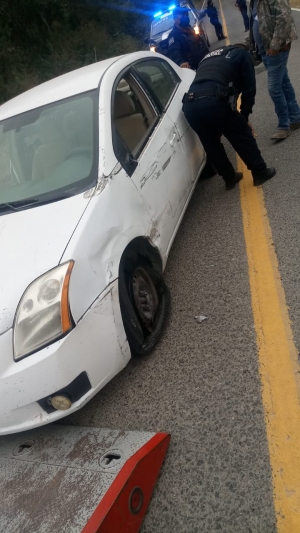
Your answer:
[0,51,205,434]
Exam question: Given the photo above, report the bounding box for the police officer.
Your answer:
[235,0,250,31]
[168,7,209,70]
[182,44,276,189]
[205,0,227,41]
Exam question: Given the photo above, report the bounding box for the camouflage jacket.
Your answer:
[249,0,297,51]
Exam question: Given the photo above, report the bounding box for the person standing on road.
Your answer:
[235,0,250,31]
[182,45,276,189]
[205,0,227,41]
[249,0,300,140]
[167,6,209,70]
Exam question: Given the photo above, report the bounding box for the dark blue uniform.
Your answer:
[205,1,226,41]
[167,25,209,70]
[235,0,250,31]
[182,45,268,187]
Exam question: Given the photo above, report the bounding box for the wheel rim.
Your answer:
[131,267,159,333]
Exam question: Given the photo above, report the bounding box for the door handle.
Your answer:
[170,132,177,147]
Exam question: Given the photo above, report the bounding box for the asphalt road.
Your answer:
[62,4,300,532]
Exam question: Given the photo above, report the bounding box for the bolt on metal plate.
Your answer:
[13,440,35,457]
[99,449,123,469]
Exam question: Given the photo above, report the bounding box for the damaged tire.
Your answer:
[119,258,170,356]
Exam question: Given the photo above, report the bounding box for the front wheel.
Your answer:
[119,259,170,356]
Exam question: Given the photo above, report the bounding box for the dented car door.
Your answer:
[132,58,195,229]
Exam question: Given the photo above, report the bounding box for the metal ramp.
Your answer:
[0,424,170,532]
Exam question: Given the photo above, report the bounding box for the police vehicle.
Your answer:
[148,3,209,56]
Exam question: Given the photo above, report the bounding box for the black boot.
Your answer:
[218,34,227,40]
[225,172,243,190]
[252,167,276,186]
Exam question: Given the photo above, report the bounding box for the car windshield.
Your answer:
[0,90,98,214]
[151,11,196,38]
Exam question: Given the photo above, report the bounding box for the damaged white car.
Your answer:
[0,51,205,434]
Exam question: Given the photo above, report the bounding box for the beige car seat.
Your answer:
[114,91,148,153]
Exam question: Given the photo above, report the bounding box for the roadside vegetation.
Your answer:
[0,0,164,104]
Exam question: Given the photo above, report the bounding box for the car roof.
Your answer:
[0,55,124,121]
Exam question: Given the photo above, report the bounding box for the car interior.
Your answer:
[113,75,158,155]
[32,97,94,181]
[112,60,178,156]
[0,60,178,202]
[0,93,95,201]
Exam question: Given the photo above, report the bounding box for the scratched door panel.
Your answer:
[171,113,205,185]
[130,113,181,254]
[163,83,195,224]
[132,57,196,228]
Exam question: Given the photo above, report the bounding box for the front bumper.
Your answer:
[0,281,130,435]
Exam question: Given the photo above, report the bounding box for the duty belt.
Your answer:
[182,90,216,103]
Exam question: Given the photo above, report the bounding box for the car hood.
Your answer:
[0,195,89,335]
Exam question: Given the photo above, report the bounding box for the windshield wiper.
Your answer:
[0,199,38,213]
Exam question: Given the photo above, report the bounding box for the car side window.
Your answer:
[112,72,159,171]
[132,59,180,110]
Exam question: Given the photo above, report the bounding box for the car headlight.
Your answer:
[14,261,74,361]
[150,46,157,52]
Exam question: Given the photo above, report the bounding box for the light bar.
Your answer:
[154,10,163,17]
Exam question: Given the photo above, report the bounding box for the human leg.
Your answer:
[280,52,300,126]
[183,99,236,184]
[219,109,275,184]
[211,20,220,39]
[213,20,226,40]
[241,7,249,31]
[221,111,266,171]
[263,53,290,130]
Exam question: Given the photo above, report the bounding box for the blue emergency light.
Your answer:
[154,5,176,18]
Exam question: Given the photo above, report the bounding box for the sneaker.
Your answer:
[253,167,276,187]
[225,172,243,190]
[218,35,227,40]
[290,121,300,131]
[271,129,291,140]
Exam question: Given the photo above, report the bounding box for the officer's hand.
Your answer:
[180,62,191,69]
[248,122,257,137]
[266,48,279,56]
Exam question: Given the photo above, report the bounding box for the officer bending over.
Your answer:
[182,44,276,189]
[168,7,209,70]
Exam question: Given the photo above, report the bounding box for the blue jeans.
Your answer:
[240,7,249,30]
[263,51,300,130]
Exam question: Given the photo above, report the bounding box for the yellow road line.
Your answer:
[218,0,300,530]
[239,162,300,532]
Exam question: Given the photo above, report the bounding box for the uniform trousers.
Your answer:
[183,94,266,184]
